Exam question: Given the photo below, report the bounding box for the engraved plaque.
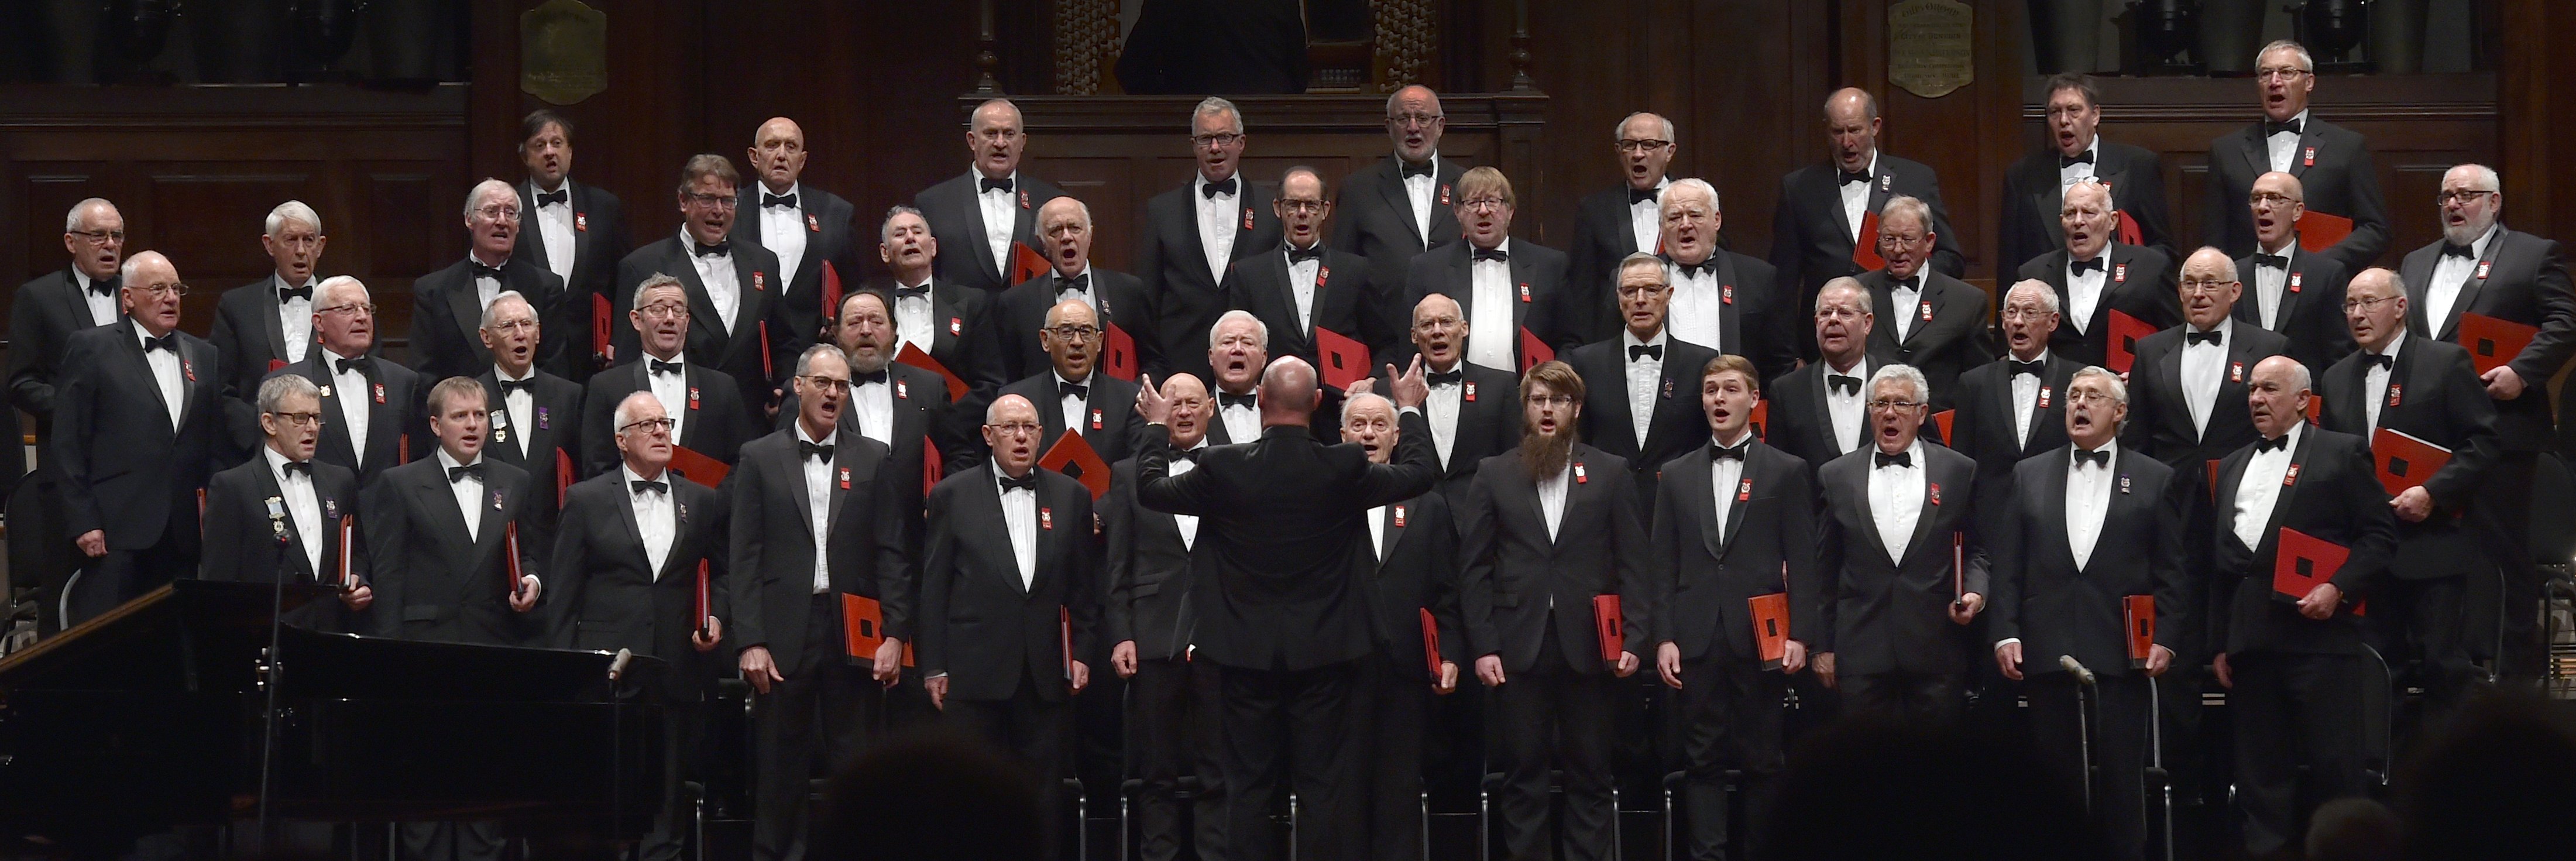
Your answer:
[1887,0,1974,99]
[521,0,608,105]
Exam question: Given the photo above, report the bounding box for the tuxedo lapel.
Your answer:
[1377,502,1407,571]
[445,269,487,352]
[1378,167,1423,248]
[1173,193,1214,278]
[612,481,648,572]
[2038,453,2080,572]
[256,465,319,581]
[1719,456,1754,554]
[1713,252,1744,354]
[1821,172,1856,245]
[2239,128,2272,180]
[259,276,292,359]
[1901,457,1953,567]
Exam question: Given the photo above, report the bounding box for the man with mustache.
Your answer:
[1770,87,1965,348]
[1000,197,1161,383]
[473,291,583,549]
[1999,73,2175,273]
[2017,179,2181,369]
[9,197,129,634]
[1766,279,1882,469]
[1103,373,1226,861]
[213,200,330,403]
[1569,112,1680,338]
[999,299,1150,465]
[413,179,573,383]
[200,373,374,633]
[1565,253,1722,512]
[1860,195,1993,410]
[1339,390,1461,861]
[269,277,423,488]
[613,155,800,423]
[1460,359,1643,861]
[914,98,1072,294]
[513,109,630,377]
[873,205,1008,413]
[1654,179,1799,380]
[737,117,864,349]
[2203,40,2390,271]
[2231,171,2355,375]
[580,276,754,477]
[1140,98,1282,386]
[1334,85,1468,297]
[1406,166,1575,372]
[1376,294,1520,499]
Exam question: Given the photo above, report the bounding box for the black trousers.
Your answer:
[751,594,881,861]
[2230,651,2369,857]
[2368,575,2473,709]
[1489,634,1617,861]
[636,699,706,861]
[63,514,197,626]
[948,666,1070,777]
[2474,451,2542,678]
[2028,672,2152,861]
[1675,656,1787,861]
[1132,655,1225,861]
[1215,659,1362,861]
[1354,650,1435,861]
[1838,670,1963,726]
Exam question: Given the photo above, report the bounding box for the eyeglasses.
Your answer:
[1190,133,1245,148]
[1460,198,1509,212]
[1045,325,1100,342]
[2342,295,2400,313]
[1867,400,1926,412]
[68,229,125,244]
[799,375,851,392]
[637,303,689,320]
[136,282,190,298]
[1816,307,1867,321]
[683,193,738,208]
[473,205,523,221]
[1387,112,1443,128]
[1615,284,1671,297]
[1528,395,1579,407]
[987,421,1043,437]
[318,302,376,316]
[2436,190,2497,206]
[267,411,324,427]
[1277,200,1327,214]
[1615,139,1672,153]
[2248,192,2297,208]
[485,318,537,334]
[618,417,676,435]
[2063,391,2118,405]
[2000,307,2056,321]
[2179,279,2236,294]
[2256,67,2309,81]
[1878,232,1929,248]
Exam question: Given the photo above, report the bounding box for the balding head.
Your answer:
[1386,85,1444,163]
[1824,87,1881,173]
[1041,298,1100,382]
[2180,247,2242,329]
[2252,171,2306,251]
[749,116,809,193]
[1257,357,1318,426]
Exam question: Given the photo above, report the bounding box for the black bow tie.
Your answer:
[142,333,177,354]
[980,176,1013,194]
[1673,258,1714,279]
[1218,392,1256,410]
[496,378,534,396]
[1201,177,1237,198]
[1828,374,1862,396]
[631,479,667,495]
[761,192,797,209]
[1427,369,1463,386]
[2185,329,2223,347]
[1629,187,1660,205]
[799,440,835,461]
[648,359,684,376]
[2441,242,2476,259]
[2264,118,2303,137]
[2069,258,2104,276]
[1838,169,1871,187]
[1055,273,1088,293]
[1286,245,1323,265]
[892,283,931,301]
[2073,448,2110,468]
[853,368,888,386]
[448,462,486,483]
[1472,246,1509,264]
[1399,160,1434,179]
[2255,434,2290,453]
[281,459,314,476]
[1171,447,1202,462]
[1890,275,1921,292]
[692,240,730,258]
[277,284,312,303]
[2364,353,2395,371]
[1709,441,1748,461]
[1629,344,1663,362]
[469,260,506,280]
[1874,450,1912,469]
[2254,253,2290,270]
[2060,151,2094,168]
[533,188,568,207]
[84,276,118,297]
[2010,359,2045,378]
[998,472,1039,492]
[334,356,370,377]
[1060,380,1089,401]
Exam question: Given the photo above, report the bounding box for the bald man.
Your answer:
[999,196,1161,383]
[1103,373,1227,861]
[2230,171,2354,375]
[997,299,1151,465]
[738,116,865,350]
[1333,85,1469,299]
[913,98,1072,294]
[2120,248,2291,478]
[2017,179,2183,369]
[1770,87,1964,344]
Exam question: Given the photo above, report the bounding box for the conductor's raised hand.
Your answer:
[1390,356,1429,410]
[1134,373,1170,425]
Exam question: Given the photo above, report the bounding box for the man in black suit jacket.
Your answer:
[1769,88,1966,335]
[1654,180,1801,379]
[2209,356,2398,858]
[740,117,864,348]
[1860,197,1994,410]
[1459,361,1644,861]
[1332,85,1466,296]
[1381,294,1520,499]
[1812,364,1989,724]
[1990,367,2191,861]
[1228,166,1403,373]
[2398,163,2574,678]
[876,205,1009,411]
[1336,391,1462,861]
[365,376,545,645]
[1567,254,1722,512]
[826,289,973,526]
[1000,197,1162,383]
[514,109,631,378]
[1104,375,1226,861]
[1767,279,1882,469]
[2202,42,2390,270]
[201,374,375,633]
[54,252,242,626]
[212,200,329,403]
[914,98,1071,294]
[999,299,1150,466]
[1952,282,2083,535]
[268,277,423,489]
[549,390,729,861]
[2233,171,2355,374]
[2000,73,2175,273]
[474,291,583,548]
[1139,98,1283,385]
[1648,354,1821,861]
[2122,249,2293,479]
[1406,166,1576,372]
[729,350,913,861]
[922,394,1100,783]
[1569,112,1679,338]
[581,276,754,478]
[2018,180,2183,369]
[9,197,128,633]
[2323,269,2501,709]
[613,155,801,422]
[415,180,575,383]
[1131,355,1438,861]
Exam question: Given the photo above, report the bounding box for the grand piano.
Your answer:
[0,579,664,854]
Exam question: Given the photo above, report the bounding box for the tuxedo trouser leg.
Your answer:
[638,701,703,861]
[1835,673,1900,722]
[2231,653,2299,857]
[2385,577,2472,712]
[1008,673,1071,861]
[1911,672,1965,726]
[1132,658,1193,861]
[2476,452,2543,680]
[1218,665,1291,861]
[1189,657,1230,861]
[2285,653,2370,811]
[1490,653,1560,861]
[2030,673,2152,861]
[1679,657,1787,861]
[1286,661,1364,861]
[1554,667,1619,861]
[1357,652,1430,861]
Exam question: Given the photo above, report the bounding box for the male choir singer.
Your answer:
[1334,85,1465,297]
[2203,41,2389,271]
[738,116,863,346]
[1404,166,1574,371]
[581,276,754,478]
[1339,390,1461,861]
[2232,172,2355,375]
[1139,97,1281,384]
[1103,373,1225,861]
[200,374,373,633]
[612,155,798,421]
[474,291,584,546]
[915,99,1070,294]
[2015,179,2180,369]
[514,109,630,375]
[1565,253,1722,510]
[412,179,572,382]
[1568,112,1678,335]
[213,200,328,403]
[269,276,420,488]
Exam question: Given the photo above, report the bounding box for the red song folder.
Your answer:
[840,592,917,667]
[1102,323,1138,381]
[2273,527,2350,604]
[1011,242,1052,286]
[1749,399,1770,442]
[819,260,844,327]
[758,320,774,381]
[1852,209,1887,270]
[556,449,575,507]
[1931,409,1955,445]
[1418,608,1444,677]
[2371,427,2453,496]
[504,521,524,597]
[1315,327,1372,391]
[1520,327,1554,372]
[267,359,287,373]
[894,342,968,402]
[2124,594,2155,669]
[592,293,613,363]
[2457,313,2537,376]
[922,435,943,498]
[1037,430,1110,500]
[668,445,730,487]
[2306,392,2324,425]
[2107,309,2155,374]
[1750,592,1791,670]
[2114,209,2144,247]
[1060,605,1075,680]
[1951,531,1966,602]
[1592,595,1624,664]
[694,559,712,637]
[2295,211,2354,253]
[338,514,358,591]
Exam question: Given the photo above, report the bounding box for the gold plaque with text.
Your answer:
[521,0,607,105]
[1888,0,1974,99]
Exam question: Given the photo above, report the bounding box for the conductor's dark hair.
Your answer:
[815,728,1049,860]
[520,109,573,146]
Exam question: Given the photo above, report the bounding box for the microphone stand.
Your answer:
[254,557,293,853]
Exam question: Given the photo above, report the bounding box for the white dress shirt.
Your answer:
[1867,440,1926,564]
[1629,178,1669,255]
[1536,458,1571,542]
[1840,152,1880,244]
[1216,390,1259,444]
[437,448,487,542]
[1708,429,1753,541]
[1055,372,1093,435]
[625,465,677,578]
[324,349,372,467]
[2180,318,2233,438]
[1194,175,1241,281]
[2251,239,2298,330]
[2364,334,2405,435]
[274,275,315,365]
[73,269,116,326]
[469,255,504,312]
[797,423,834,593]
[892,277,936,355]
[2065,440,2117,569]
[1623,330,1666,447]
[496,366,536,459]
[267,446,326,576]
[1889,273,1924,341]
[1466,239,1515,372]
[2058,138,2100,192]
[1286,243,1323,333]
[1665,260,1724,353]
[2008,356,2043,447]
[978,170,1019,279]
[1171,444,1204,550]
[1054,264,1100,315]
[2425,223,2499,333]
[1368,503,1389,561]
[531,181,577,286]
[684,228,741,335]
[755,183,808,287]
[1426,367,1464,468]
[136,324,184,431]
[1824,358,1869,455]
[644,352,689,442]
[2265,109,2310,174]
[850,371,895,445]
[2231,423,2303,551]
[997,461,1039,589]
[2066,247,2110,335]
[1401,153,1440,244]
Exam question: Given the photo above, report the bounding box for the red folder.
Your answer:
[2457,313,2537,376]
[2114,210,2144,247]
[819,260,844,328]
[758,320,774,381]
[1519,327,1554,372]
[1102,323,1138,381]
[1011,242,1053,286]
[1749,400,1770,442]
[1931,409,1955,445]
[1591,595,1624,664]
[2205,459,2223,503]
[1951,531,1966,602]
[894,342,968,402]
[1060,605,1076,680]
[2371,427,2453,496]
[267,359,287,373]
[2295,211,2354,253]
[668,445,730,487]
[1750,592,1791,670]
[923,435,943,498]
[1852,209,1887,270]
[2107,310,2154,374]
[841,593,918,666]
[2273,527,2349,603]
[400,435,411,465]
[2124,594,2155,669]
[592,293,613,363]
[2306,393,2324,425]
[555,450,575,507]
[1418,608,1444,677]
[1315,327,1372,391]
[1037,430,1110,500]
[504,521,524,598]
[338,514,359,591]
[694,559,712,637]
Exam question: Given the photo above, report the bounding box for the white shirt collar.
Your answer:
[2261,234,2299,258]
[1472,237,1512,258]
[992,459,1035,492]
[263,445,307,481]
[2073,438,2118,464]
[643,349,685,367]
[2466,222,2503,258]
[435,447,480,472]
[974,169,1019,190]
[795,420,832,447]
[496,365,535,383]
[622,462,668,490]
[2265,421,2306,452]
[2079,242,2113,266]
[531,178,568,195]
[2370,332,2407,362]
[324,345,366,366]
[1398,152,1440,177]
[1712,428,1754,449]
[679,225,729,251]
[72,269,95,291]
[760,181,802,202]
[2190,316,2235,341]
[133,323,168,349]
[1622,328,1668,351]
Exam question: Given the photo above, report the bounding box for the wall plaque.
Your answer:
[522,0,607,105]
[1887,0,1974,99]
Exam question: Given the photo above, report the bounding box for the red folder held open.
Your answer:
[1315,327,1372,391]
[2371,427,2452,496]
[268,359,287,373]
[1102,323,1138,381]
[819,260,844,330]
[2457,313,2537,376]
[1592,595,1624,664]
[1060,605,1076,680]
[2273,527,2350,604]
[1750,592,1791,670]
[894,342,968,402]
[2107,310,2155,374]
[2306,393,2324,426]
[1037,430,1110,500]
[758,320,774,381]
[556,450,575,507]
[2295,211,2354,253]
[668,445,730,487]
[2114,210,2144,247]
[2124,594,2155,669]
[1520,327,1554,372]
[1418,608,1444,677]
[504,521,524,598]
[1931,409,1955,445]
[923,435,944,498]
[1852,209,1887,270]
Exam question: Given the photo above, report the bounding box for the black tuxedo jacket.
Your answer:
[736,183,863,347]
[772,361,971,550]
[363,455,542,644]
[1137,414,1440,671]
[727,428,911,678]
[1225,245,1404,378]
[2120,323,2290,474]
[479,368,584,543]
[1949,351,2080,535]
[1368,491,1462,681]
[1646,252,1802,381]
[868,275,1011,407]
[1648,441,1823,664]
[2209,427,2396,656]
[9,269,116,441]
[1104,457,1197,661]
[199,456,368,633]
[548,470,727,693]
[1566,334,1721,510]
[513,178,631,362]
[1764,358,1878,469]
[410,256,572,382]
[2203,117,2390,270]
[578,358,753,478]
[2232,246,2354,375]
[613,235,801,420]
[2398,227,2576,451]
[212,275,325,403]
[913,171,1071,294]
[998,267,1162,383]
[920,465,1100,702]
[1000,369,1149,466]
[1371,362,1521,499]
[54,321,236,549]
[1767,155,1966,310]
[1990,444,2192,674]
[2318,337,2501,579]
[1860,269,1996,409]
[2018,244,2183,369]
[1138,179,1284,383]
[1406,239,1578,366]
[1999,142,2175,273]
[1813,442,1990,676]
[269,353,424,489]
[1459,444,1648,675]
[1201,388,1337,445]
[1330,154,1468,294]
[1568,183,1664,338]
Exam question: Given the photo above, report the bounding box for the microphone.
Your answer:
[2059,654,2096,686]
[608,647,634,682]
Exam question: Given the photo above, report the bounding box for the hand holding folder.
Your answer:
[2124,594,2155,670]
[1749,593,1791,670]
[2370,427,2452,497]
[2457,313,2537,376]
[2274,527,2364,618]
[1592,595,1634,676]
